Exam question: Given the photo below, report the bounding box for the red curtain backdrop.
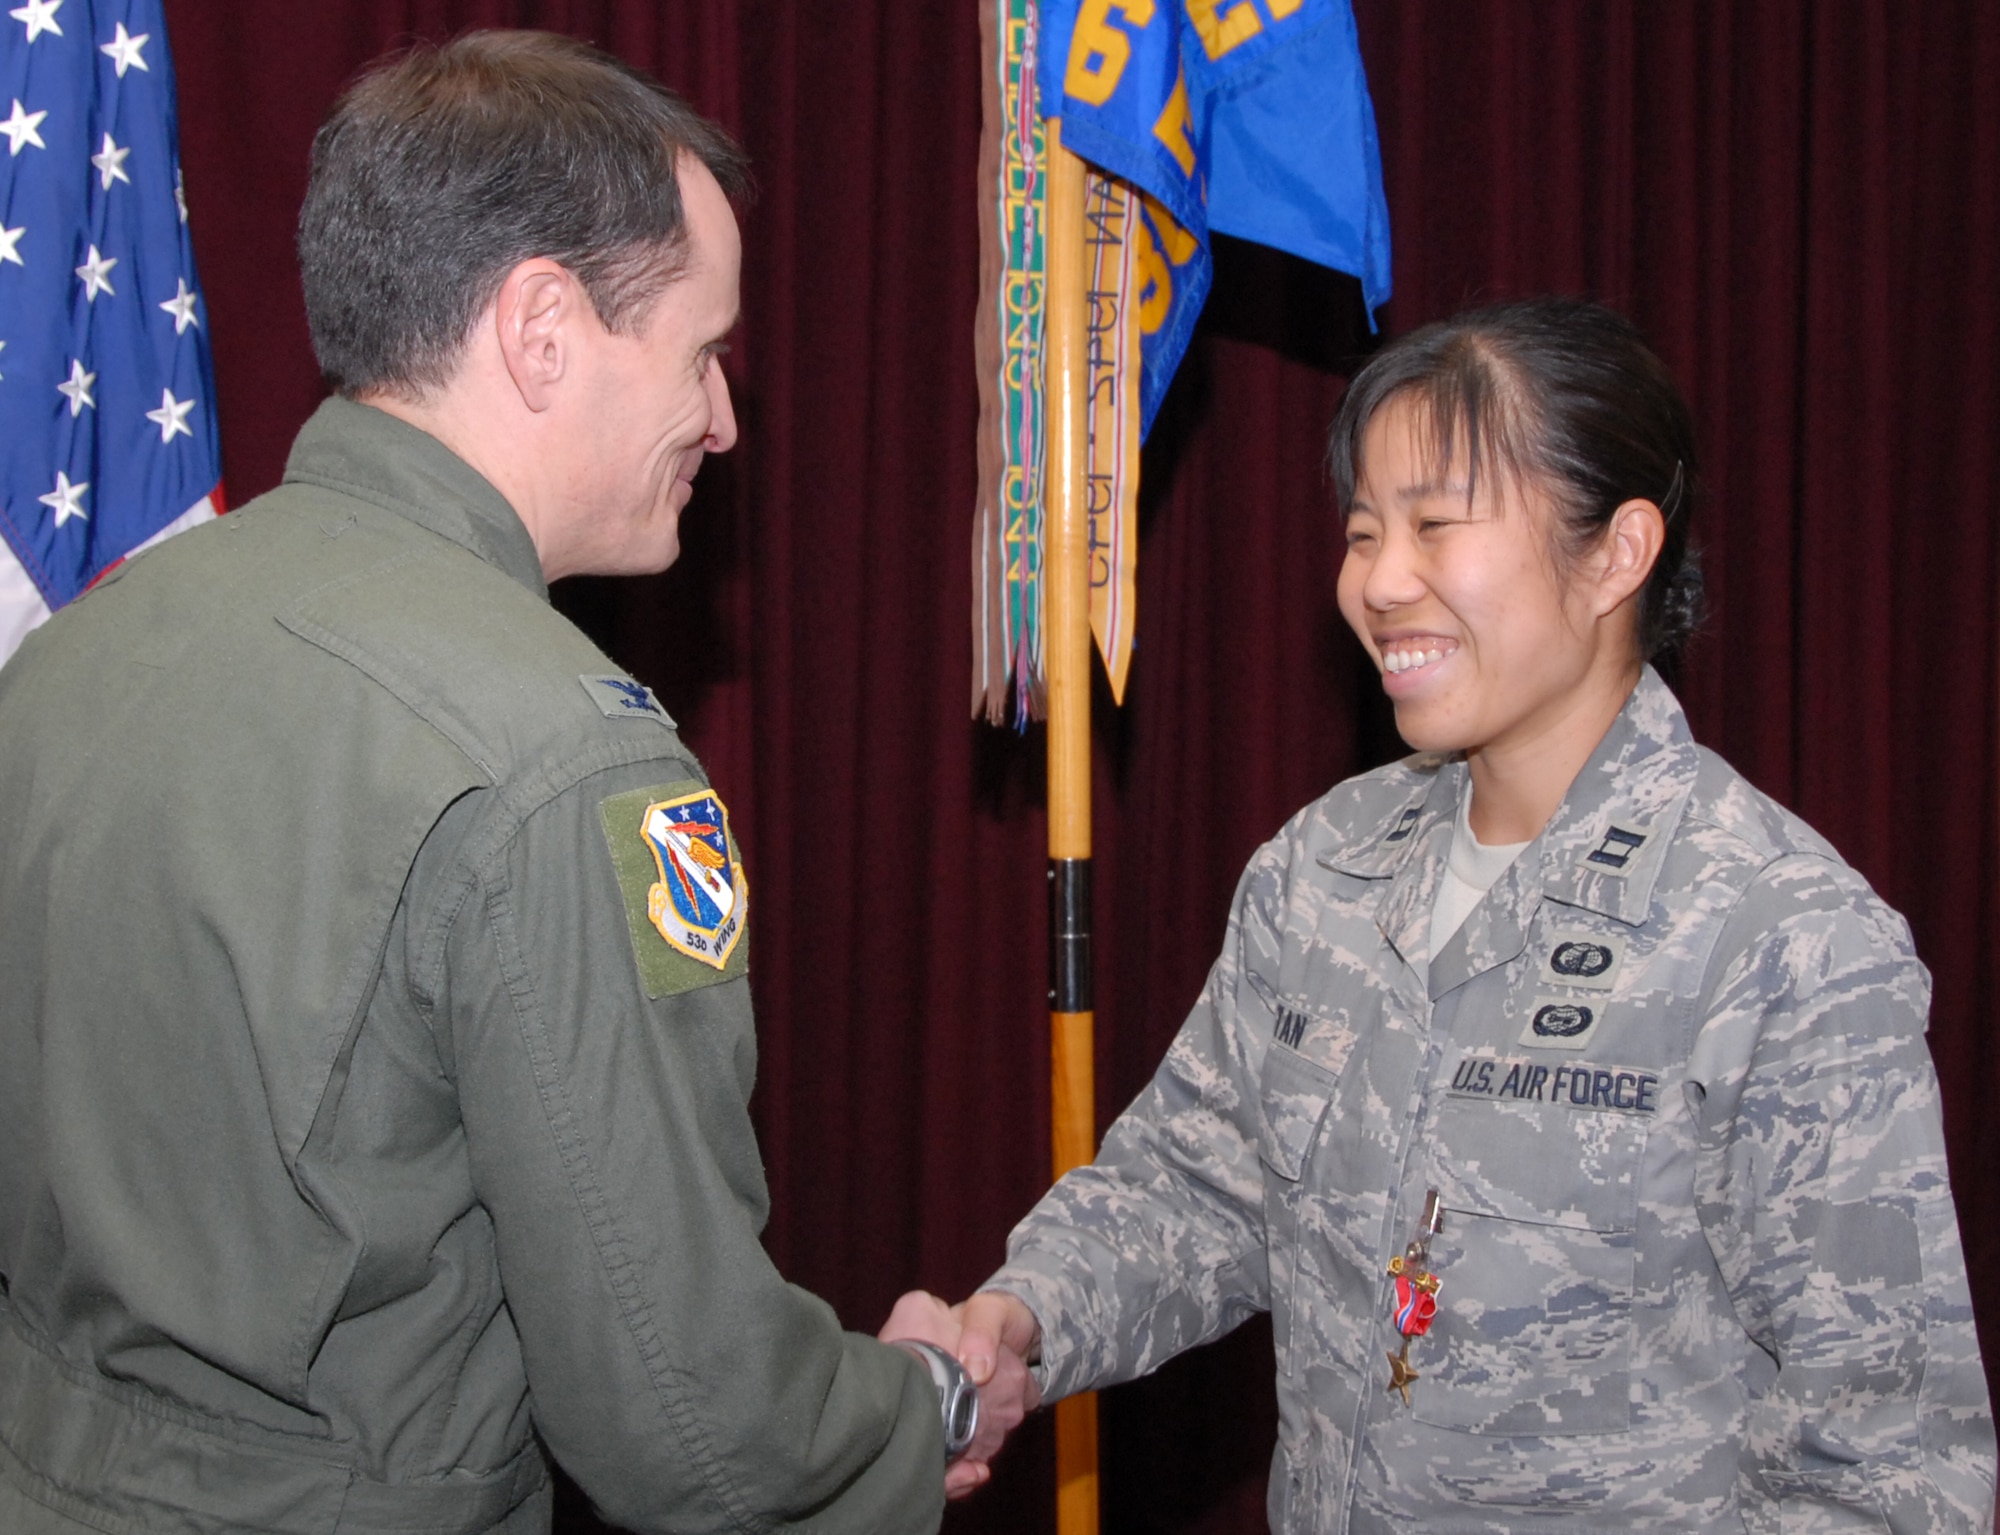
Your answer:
[157,4,1998,1531]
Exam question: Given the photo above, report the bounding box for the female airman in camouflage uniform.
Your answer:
[929,297,1995,1532]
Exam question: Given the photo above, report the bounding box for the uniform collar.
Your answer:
[1320,759,1453,883]
[1325,669,1700,996]
[1530,667,1698,930]
[281,396,549,600]
[1349,764,1461,982]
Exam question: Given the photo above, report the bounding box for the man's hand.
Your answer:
[880,1290,1042,1498]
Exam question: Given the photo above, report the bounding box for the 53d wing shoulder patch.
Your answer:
[599,781,749,997]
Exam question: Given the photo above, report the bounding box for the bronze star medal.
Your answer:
[1385,1341,1421,1406]
[1384,1188,1444,1408]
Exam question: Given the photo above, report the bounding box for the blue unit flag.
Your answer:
[0,0,221,665]
[1038,0,1392,436]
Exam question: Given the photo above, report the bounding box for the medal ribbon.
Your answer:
[1384,1189,1445,1406]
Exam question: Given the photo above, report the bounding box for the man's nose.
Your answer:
[706,366,739,453]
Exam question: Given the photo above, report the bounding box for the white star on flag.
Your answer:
[2,98,47,155]
[55,358,94,415]
[38,472,88,526]
[158,277,199,334]
[91,132,130,190]
[99,21,147,76]
[74,244,116,300]
[145,387,194,443]
[0,225,21,266]
[8,0,59,43]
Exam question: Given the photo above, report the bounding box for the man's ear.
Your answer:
[493,259,577,412]
[1592,497,1665,618]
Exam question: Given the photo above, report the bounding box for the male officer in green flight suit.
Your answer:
[0,30,1023,1534]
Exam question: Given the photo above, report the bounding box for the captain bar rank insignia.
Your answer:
[1447,1054,1661,1115]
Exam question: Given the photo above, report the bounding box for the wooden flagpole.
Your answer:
[1042,121,1100,1535]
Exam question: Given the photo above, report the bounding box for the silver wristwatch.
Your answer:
[892,1340,980,1462]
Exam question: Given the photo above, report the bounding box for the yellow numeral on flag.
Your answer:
[1151,67,1196,175]
[1066,0,1158,106]
[1186,0,1263,60]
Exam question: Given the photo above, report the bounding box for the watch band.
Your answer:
[892,1340,980,1462]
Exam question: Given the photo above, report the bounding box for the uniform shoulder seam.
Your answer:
[1677,746,1842,868]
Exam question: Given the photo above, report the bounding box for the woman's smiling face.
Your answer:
[1337,393,1624,766]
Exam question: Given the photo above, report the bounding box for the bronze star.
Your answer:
[1385,1343,1420,1407]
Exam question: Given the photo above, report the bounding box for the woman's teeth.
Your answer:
[1383,646,1446,675]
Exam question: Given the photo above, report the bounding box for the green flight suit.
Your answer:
[0,399,945,1534]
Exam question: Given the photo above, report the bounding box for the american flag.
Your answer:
[0,0,220,668]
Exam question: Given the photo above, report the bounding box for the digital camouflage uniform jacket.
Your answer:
[988,671,1994,1533]
[0,399,945,1535]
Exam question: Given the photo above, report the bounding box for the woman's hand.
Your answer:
[879,1289,1042,1498]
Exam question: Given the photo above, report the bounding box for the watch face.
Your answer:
[897,1340,981,1460]
[944,1376,979,1457]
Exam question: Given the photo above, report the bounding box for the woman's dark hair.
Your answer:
[1327,296,1704,666]
[299,30,753,399]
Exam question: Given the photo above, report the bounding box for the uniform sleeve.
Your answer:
[1688,853,1996,1533]
[421,761,944,1535]
[983,832,1293,1402]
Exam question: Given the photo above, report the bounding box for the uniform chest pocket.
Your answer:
[1259,1042,1344,1180]
[1412,1094,1648,1436]
[1259,1043,1342,1377]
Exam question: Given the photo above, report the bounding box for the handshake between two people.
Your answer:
[879,1287,1046,1499]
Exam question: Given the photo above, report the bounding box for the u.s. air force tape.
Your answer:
[1447,1053,1660,1115]
[598,782,748,998]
